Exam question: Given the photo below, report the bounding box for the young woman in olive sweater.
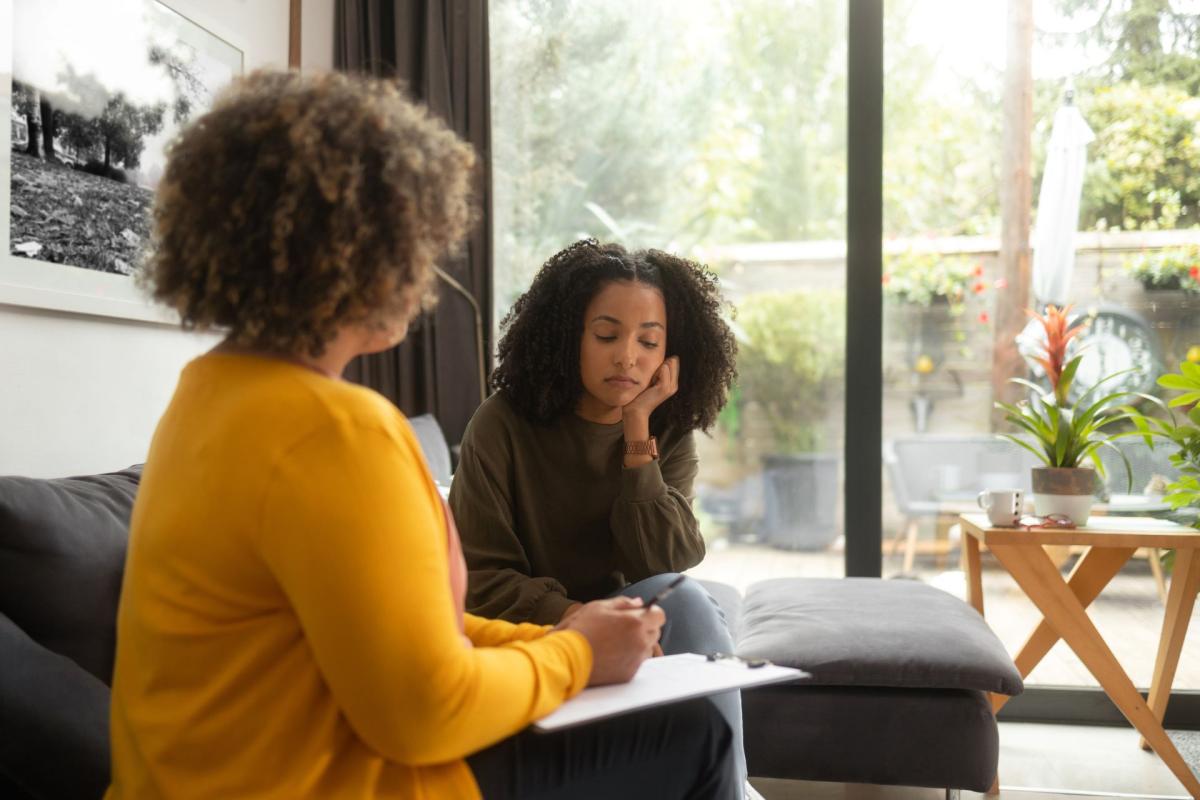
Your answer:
[451,239,750,791]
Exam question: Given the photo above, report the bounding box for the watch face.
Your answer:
[1019,306,1161,405]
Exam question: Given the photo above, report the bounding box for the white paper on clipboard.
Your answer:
[534,653,807,732]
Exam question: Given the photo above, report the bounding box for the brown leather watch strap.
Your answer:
[623,436,658,459]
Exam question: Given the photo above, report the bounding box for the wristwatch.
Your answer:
[623,436,658,459]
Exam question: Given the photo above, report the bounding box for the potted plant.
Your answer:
[730,289,844,550]
[1124,246,1200,369]
[996,305,1152,525]
[883,250,993,374]
[1124,246,1200,295]
[1127,364,1200,542]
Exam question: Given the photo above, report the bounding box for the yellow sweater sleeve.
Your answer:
[464,613,553,646]
[256,419,592,766]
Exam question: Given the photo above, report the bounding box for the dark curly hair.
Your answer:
[141,69,475,356]
[492,239,737,434]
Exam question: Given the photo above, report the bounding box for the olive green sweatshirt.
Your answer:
[450,392,704,625]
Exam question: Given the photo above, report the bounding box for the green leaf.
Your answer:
[1159,373,1200,390]
[1073,388,1132,420]
[998,433,1051,467]
[1054,408,1069,466]
[1168,391,1200,408]
[998,404,1049,440]
[1057,356,1081,405]
[1074,367,1137,409]
[1093,439,1133,492]
[1009,377,1049,397]
[1001,400,1054,440]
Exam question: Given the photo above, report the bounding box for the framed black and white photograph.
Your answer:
[0,0,243,321]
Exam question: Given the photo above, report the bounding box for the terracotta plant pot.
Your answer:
[1031,467,1097,526]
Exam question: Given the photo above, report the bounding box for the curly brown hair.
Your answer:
[492,239,738,434]
[142,69,475,356]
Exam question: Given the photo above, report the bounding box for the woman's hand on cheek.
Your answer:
[621,356,680,424]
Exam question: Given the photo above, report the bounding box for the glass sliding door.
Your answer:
[881,0,1200,695]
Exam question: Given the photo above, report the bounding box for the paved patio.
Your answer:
[686,537,1200,689]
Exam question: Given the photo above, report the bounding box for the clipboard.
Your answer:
[533,653,808,732]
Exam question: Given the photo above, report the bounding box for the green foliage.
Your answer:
[1077,83,1200,231]
[732,291,844,453]
[1054,0,1200,95]
[882,251,987,308]
[996,366,1165,487]
[490,0,1200,329]
[1124,245,1200,292]
[702,0,846,242]
[490,0,723,310]
[1127,364,1200,513]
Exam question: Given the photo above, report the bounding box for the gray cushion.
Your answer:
[736,577,1023,696]
[0,611,110,799]
[0,466,140,684]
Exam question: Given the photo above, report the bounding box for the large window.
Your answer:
[882,0,1200,693]
[490,0,850,589]
[490,0,1200,702]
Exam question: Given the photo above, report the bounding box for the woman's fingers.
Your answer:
[662,356,680,396]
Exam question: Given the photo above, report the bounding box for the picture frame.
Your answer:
[0,0,244,323]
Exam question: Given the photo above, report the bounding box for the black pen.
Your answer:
[643,574,687,611]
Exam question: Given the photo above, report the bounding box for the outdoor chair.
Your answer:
[885,435,1036,572]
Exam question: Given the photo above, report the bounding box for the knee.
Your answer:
[630,572,684,600]
[661,579,724,626]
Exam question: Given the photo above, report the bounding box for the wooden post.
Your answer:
[289,0,302,69]
[991,0,1034,431]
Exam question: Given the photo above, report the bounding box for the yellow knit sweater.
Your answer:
[106,353,591,799]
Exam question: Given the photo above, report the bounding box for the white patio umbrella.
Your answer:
[1031,90,1095,307]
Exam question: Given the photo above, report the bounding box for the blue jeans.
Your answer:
[616,573,747,788]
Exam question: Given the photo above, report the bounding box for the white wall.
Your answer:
[0,0,335,477]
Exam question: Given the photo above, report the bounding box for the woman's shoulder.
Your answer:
[462,391,530,442]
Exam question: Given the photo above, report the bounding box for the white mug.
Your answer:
[977,488,1022,527]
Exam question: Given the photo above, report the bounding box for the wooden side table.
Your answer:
[959,513,1200,798]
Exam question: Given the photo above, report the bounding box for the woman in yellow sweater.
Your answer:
[106,70,735,799]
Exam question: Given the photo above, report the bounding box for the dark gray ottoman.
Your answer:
[700,577,1023,794]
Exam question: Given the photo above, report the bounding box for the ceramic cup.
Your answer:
[977,488,1022,527]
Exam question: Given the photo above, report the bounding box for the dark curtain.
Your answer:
[334,0,493,449]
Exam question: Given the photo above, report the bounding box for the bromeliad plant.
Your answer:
[995,305,1162,490]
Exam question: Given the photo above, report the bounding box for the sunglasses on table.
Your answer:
[1014,514,1077,531]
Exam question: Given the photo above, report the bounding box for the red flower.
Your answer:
[973,281,986,294]
[882,273,892,286]
[973,263,984,277]
[1030,304,1084,404]
[994,277,1008,290]
[1190,265,1200,281]
[978,311,990,324]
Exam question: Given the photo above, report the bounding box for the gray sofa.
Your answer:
[0,466,138,799]
[0,461,1020,798]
